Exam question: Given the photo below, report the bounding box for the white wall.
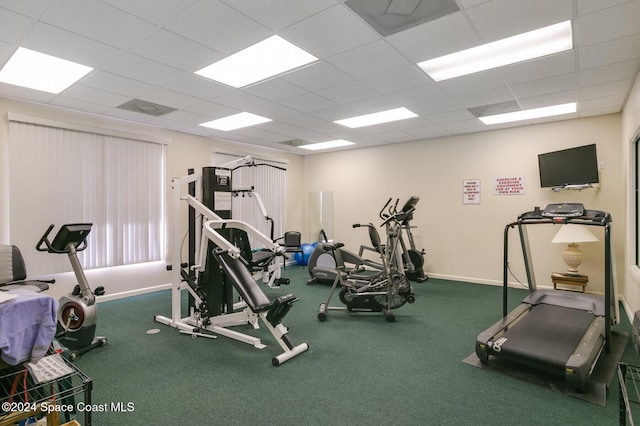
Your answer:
[0,95,632,309]
[0,97,305,301]
[304,114,624,296]
[622,73,640,318]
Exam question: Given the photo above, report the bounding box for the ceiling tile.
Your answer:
[19,22,122,68]
[40,0,158,49]
[579,79,634,100]
[509,73,577,99]
[100,0,200,26]
[578,1,640,46]
[438,70,507,97]
[137,88,203,110]
[281,5,379,58]
[326,40,410,78]
[129,29,222,72]
[577,0,629,16]
[100,52,186,87]
[279,92,337,113]
[465,0,573,41]
[243,78,309,103]
[386,11,478,62]
[220,0,338,31]
[164,0,271,54]
[281,61,352,92]
[501,51,576,85]
[62,85,130,107]
[317,80,380,105]
[360,65,430,94]
[579,34,640,70]
[164,75,236,101]
[0,8,32,44]
[81,71,155,98]
[51,96,113,114]
[579,60,640,87]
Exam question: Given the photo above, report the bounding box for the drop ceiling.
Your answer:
[0,0,638,154]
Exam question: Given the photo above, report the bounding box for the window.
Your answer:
[9,116,166,275]
[214,153,287,244]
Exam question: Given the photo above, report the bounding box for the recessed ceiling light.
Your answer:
[478,102,577,125]
[335,107,418,128]
[200,112,272,131]
[0,47,93,94]
[195,35,317,88]
[418,20,573,81]
[298,140,355,150]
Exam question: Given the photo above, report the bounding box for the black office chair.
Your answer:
[0,245,54,292]
[277,231,303,268]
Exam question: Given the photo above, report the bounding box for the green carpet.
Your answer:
[71,266,637,425]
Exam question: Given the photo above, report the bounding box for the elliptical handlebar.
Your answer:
[379,197,393,220]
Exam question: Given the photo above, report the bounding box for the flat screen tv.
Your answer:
[537,144,599,189]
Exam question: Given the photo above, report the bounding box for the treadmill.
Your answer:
[475,204,618,391]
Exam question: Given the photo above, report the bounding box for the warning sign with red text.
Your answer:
[463,179,481,204]
[494,176,525,195]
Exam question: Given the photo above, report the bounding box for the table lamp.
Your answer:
[551,224,599,275]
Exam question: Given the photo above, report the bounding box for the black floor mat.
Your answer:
[463,331,628,406]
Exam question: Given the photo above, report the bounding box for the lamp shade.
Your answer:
[551,224,599,244]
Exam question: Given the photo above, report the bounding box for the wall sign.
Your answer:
[463,179,481,204]
[494,176,525,195]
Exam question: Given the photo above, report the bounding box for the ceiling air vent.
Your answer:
[468,101,521,118]
[117,99,177,116]
[279,139,309,147]
[345,0,460,36]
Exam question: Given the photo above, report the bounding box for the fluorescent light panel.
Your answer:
[335,107,417,128]
[0,47,93,94]
[200,112,272,131]
[479,102,577,125]
[418,20,573,81]
[299,140,355,151]
[195,35,317,88]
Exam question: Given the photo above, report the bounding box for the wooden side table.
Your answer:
[551,272,588,292]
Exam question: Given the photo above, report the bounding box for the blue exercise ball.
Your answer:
[295,243,314,266]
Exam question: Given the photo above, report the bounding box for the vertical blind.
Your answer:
[9,120,165,275]
[214,153,287,245]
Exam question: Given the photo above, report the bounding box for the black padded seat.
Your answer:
[0,245,51,292]
[215,251,272,312]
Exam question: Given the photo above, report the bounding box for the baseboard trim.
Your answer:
[96,283,171,303]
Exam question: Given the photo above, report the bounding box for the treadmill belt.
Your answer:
[500,304,596,371]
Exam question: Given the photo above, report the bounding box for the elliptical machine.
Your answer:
[317,209,416,322]
[388,197,428,283]
[36,223,107,360]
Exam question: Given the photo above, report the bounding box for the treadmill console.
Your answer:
[542,203,585,218]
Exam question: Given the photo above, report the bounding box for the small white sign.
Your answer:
[494,176,525,195]
[463,179,481,204]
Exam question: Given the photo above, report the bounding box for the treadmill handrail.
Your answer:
[517,208,611,225]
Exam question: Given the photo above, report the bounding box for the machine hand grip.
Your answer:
[35,224,56,252]
[322,242,344,251]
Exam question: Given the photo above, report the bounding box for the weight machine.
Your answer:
[154,166,308,365]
